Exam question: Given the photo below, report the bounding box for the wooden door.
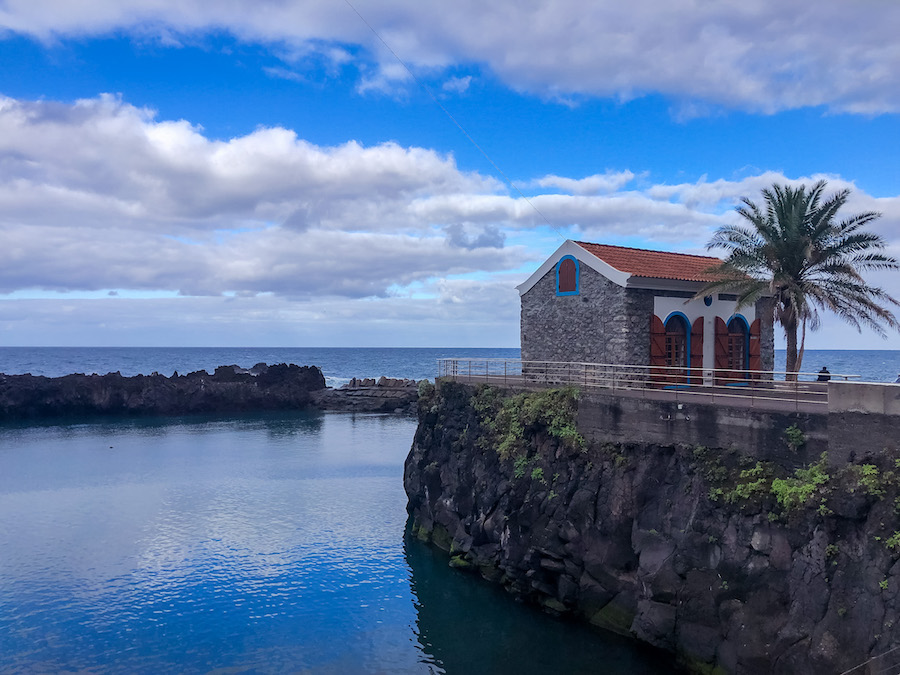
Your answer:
[748,318,762,379]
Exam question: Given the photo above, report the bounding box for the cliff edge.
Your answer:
[405,381,900,674]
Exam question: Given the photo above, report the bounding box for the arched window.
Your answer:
[556,256,579,295]
[727,316,749,374]
[664,314,689,369]
[651,313,702,386]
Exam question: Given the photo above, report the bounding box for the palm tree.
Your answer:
[701,180,899,379]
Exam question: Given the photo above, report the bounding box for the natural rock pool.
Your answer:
[0,411,672,673]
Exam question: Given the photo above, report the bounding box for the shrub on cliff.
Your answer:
[770,453,830,511]
[471,386,584,459]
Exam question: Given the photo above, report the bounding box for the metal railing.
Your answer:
[437,358,859,412]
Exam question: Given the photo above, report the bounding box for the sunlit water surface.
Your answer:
[0,412,673,673]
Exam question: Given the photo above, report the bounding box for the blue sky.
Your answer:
[1,0,899,350]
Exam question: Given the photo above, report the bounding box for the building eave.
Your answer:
[516,240,632,296]
[624,277,708,293]
[516,240,763,297]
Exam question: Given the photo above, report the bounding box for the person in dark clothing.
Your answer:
[817,367,831,382]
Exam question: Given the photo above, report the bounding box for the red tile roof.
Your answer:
[574,241,724,283]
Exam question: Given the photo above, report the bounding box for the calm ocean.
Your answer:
[1,346,898,383]
[0,347,520,387]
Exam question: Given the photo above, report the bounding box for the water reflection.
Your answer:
[0,409,326,438]
[1,411,674,674]
[405,525,676,674]
[1,412,424,674]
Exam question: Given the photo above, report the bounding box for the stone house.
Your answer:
[517,240,774,382]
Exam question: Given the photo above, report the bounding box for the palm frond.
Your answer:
[702,180,900,370]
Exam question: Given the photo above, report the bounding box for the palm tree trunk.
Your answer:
[796,318,807,373]
[785,318,799,381]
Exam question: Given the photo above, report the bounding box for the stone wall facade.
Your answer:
[520,265,654,365]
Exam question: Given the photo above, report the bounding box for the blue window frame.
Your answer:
[556,256,579,296]
[663,312,692,369]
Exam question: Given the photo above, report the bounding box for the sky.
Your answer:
[1,0,900,350]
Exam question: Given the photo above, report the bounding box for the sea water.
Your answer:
[2,346,898,673]
[0,347,521,387]
[1,346,899,383]
[0,411,673,674]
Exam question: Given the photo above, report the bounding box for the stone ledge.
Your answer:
[311,376,420,414]
[828,380,900,415]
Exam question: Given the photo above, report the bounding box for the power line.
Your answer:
[342,0,567,241]
[840,644,900,675]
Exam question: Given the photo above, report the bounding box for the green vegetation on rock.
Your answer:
[513,455,529,479]
[771,454,830,511]
[854,464,886,498]
[692,445,836,515]
[784,424,807,451]
[726,462,774,503]
[417,379,435,399]
[587,601,635,636]
[886,532,900,552]
[471,385,584,460]
[449,555,474,570]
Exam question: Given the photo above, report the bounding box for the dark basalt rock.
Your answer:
[405,381,900,674]
[311,376,420,414]
[0,363,326,419]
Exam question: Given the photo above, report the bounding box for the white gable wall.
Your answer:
[516,240,630,296]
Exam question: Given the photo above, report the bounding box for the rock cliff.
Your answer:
[404,381,900,673]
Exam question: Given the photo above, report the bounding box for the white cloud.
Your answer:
[3,1,900,113]
[646,172,900,230]
[0,282,523,347]
[0,94,526,299]
[535,171,636,195]
[1,94,898,348]
[262,66,305,83]
[442,76,471,95]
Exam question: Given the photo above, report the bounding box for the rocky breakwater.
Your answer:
[405,381,900,674]
[0,363,325,419]
[311,376,420,414]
